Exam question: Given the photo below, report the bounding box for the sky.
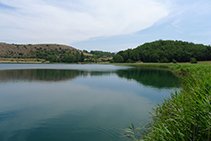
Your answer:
[0,0,210,52]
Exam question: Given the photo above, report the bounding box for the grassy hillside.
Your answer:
[0,43,81,63]
[0,43,77,58]
[0,43,114,63]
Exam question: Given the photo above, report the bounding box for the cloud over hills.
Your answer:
[0,0,169,44]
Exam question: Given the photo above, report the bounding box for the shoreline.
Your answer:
[120,63,211,140]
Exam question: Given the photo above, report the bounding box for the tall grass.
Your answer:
[126,65,211,141]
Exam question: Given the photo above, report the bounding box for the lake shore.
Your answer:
[116,63,211,140]
[0,58,49,63]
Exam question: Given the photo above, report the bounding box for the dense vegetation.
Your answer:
[36,47,84,63]
[114,40,211,63]
[89,50,115,58]
[125,64,211,141]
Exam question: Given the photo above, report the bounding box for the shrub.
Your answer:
[113,54,124,63]
[190,57,197,63]
[172,59,177,63]
[126,59,133,63]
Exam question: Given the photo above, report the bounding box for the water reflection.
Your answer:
[0,65,180,141]
[0,73,152,141]
[116,67,180,88]
[0,69,85,82]
[0,67,179,89]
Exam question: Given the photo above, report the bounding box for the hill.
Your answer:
[0,43,85,63]
[0,43,83,63]
[0,43,114,63]
[113,40,211,63]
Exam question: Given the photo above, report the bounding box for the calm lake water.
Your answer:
[0,64,179,141]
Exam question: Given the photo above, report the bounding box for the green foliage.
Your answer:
[190,57,197,64]
[113,54,124,63]
[83,50,88,53]
[80,52,84,62]
[172,59,177,63]
[126,65,211,140]
[125,123,141,141]
[90,50,115,58]
[116,68,180,89]
[159,57,169,63]
[34,46,85,63]
[63,54,75,63]
[117,40,211,63]
[19,52,23,56]
[46,55,56,62]
[126,59,134,63]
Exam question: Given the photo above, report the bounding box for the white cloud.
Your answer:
[0,0,169,44]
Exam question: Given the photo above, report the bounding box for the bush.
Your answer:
[113,54,124,63]
[126,59,133,63]
[160,57,169,63]
[172,59,177,63]
[190,57,197,63]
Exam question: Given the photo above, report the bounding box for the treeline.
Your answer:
[83,50,115,63]
[83,50,115,57]
[90,50,115,57]
[113,40,211,63]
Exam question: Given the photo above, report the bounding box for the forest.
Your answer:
[113,40,211,63]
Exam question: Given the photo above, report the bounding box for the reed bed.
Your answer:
[126,65,211,141]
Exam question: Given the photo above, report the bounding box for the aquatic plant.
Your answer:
[126,65,211,141]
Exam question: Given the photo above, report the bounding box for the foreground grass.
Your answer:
[120,63,211,141]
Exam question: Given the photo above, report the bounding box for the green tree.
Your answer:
[113,54,124,63]
[80,52,84,62]
[172,59,177,63]
[190,57,197,63]
[63,54,75,63]
[46,55,56,62]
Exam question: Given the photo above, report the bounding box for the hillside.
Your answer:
[113,40,211,63]
[0,43,115,63]
[0,43,86,63]
[0,43,80,62]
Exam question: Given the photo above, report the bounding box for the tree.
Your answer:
[46,55,56,62]
[172,59,177,63]
[190,57,197,63]
[63,54,75,63]
[80,52,84,62]
[113,54,124,63]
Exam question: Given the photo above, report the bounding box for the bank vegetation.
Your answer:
[123,63,211,141]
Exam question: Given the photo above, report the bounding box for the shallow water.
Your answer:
[0,64,179,141]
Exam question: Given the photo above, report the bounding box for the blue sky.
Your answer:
[0,0,210,52]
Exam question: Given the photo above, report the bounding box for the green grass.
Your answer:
[121,63,211,141]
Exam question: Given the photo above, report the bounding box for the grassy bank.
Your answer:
[0,58,49,63]
[120,63,211,141]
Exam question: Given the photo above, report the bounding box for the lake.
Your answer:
[0,64,179,141]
